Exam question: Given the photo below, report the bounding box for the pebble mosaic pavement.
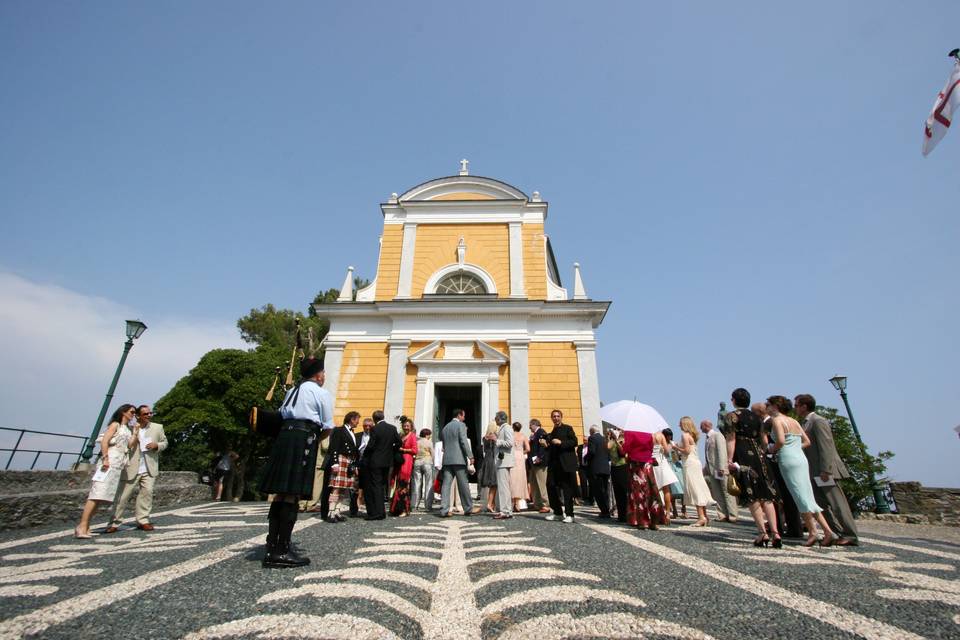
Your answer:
[0,500,957,639]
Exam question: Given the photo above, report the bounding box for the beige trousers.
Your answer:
[110,471,156,525]
[530,465,549,508]
[707,475,738,520]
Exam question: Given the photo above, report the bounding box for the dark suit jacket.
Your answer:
[586,432,611,476]
[322,426,359,470]
[529,427,550,466]
[363,420,400,469]
[547,423,578,473]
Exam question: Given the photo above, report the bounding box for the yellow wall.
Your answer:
[374,225,404,301]
[528,342,584,438]
[485,341,511,414]
[334,342,389,424]
[402,342,431,422]
[411,224,510,298]
[522,223,547,300]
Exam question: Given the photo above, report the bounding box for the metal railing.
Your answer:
[1,427,89,471]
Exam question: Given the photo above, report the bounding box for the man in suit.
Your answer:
[528,419,551,513]
[586,425,611,518]
[439,408,479,517]
[349,417,374,516]
[701,419,738,523]
[362,410,400,520]
[543,409,579,522]
[795,394,859,546]
[106,405,167,533]
[493,411,515,520]
[576,437,593,506]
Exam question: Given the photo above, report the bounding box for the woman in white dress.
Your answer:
[672,416,713,526]
[75,404,139,538]
[652,430,678,525]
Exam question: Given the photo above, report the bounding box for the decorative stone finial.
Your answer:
[573,263,588,300]
[531,191,541,202]
[457,237,466,265]
[389,192,398,203]
[337,266,355,302]
[459,159,469,176]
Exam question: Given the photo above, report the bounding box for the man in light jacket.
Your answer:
[795,394,859,546]
[701,419,737,522]
[493,411,515,520]
[107,405,168,532]
[439,408,479,517]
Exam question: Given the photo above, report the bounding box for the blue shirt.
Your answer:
[279,381,334,429]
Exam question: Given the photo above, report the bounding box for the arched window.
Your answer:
[434,272,488,295]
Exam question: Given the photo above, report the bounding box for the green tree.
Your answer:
[156,282,370,499]
[815,405,894,512]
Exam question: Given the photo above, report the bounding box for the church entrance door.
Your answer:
[433,384,482,480]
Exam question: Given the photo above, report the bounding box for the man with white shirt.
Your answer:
[701,419,737,523]
[259,357,334,568]
[106,405,167,533]
[350,418,374,516]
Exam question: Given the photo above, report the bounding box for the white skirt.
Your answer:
[653,451,679,488]
[87,451,127,502]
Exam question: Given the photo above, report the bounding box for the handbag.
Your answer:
[726,473,741,497]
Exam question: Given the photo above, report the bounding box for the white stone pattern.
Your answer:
[187,519,716,640]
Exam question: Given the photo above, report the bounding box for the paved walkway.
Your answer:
[0,501,957,639]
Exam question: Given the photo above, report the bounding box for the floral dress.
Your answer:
[724,408,779,505]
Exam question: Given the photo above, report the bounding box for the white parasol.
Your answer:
[600,400,670,434]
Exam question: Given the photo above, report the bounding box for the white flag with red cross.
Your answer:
[922,59,960,156]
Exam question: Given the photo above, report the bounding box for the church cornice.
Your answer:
[313,299,610,326]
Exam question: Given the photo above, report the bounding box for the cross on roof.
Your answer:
[459,159,469,175]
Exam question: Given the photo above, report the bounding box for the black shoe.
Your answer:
[262,542,311,569]
[364,515,385,521]
[323,516,339,524]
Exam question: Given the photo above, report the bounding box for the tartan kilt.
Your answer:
[258,424,319,497]
[327,454,354,490]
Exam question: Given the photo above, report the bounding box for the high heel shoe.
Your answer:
[74,527,92,539]
[821,534,834,548]
[753,534,769,547]
[771,535,783,549]
[802,536,821,548]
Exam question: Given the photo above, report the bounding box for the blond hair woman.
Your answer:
[672,416,714,526]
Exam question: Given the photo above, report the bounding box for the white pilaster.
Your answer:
[575,340,601,433]
[414,376,427,432]
[488,371,500,423]
[508,222,525,298]
[384,339,410,421]
[508,340,530,430]
[321,341,346,413]
[396,223,418,299]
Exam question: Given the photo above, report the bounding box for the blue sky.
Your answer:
[1,2,958,487]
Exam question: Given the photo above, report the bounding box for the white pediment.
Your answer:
[408,340,508,365]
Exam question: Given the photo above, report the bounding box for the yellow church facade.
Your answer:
[314,162,609,447]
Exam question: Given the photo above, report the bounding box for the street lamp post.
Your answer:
[78,320,147,465]
[828,375,890,514]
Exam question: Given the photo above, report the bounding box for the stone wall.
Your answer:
[888,481,960,526]
[0,470,210,531]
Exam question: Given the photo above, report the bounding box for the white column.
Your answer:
[321,341,346,406]
[508,340,530,430]
[575,340,601,433]
[384,339,410,421]
[488,370,501,420]
[508,222,525,298]
[396,223,418,298]
[414,375,427,432]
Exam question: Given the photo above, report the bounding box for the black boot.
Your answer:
[261,501,285,568]
[263,502,310,568]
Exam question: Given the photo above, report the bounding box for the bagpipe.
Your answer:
[248,320,317,439]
